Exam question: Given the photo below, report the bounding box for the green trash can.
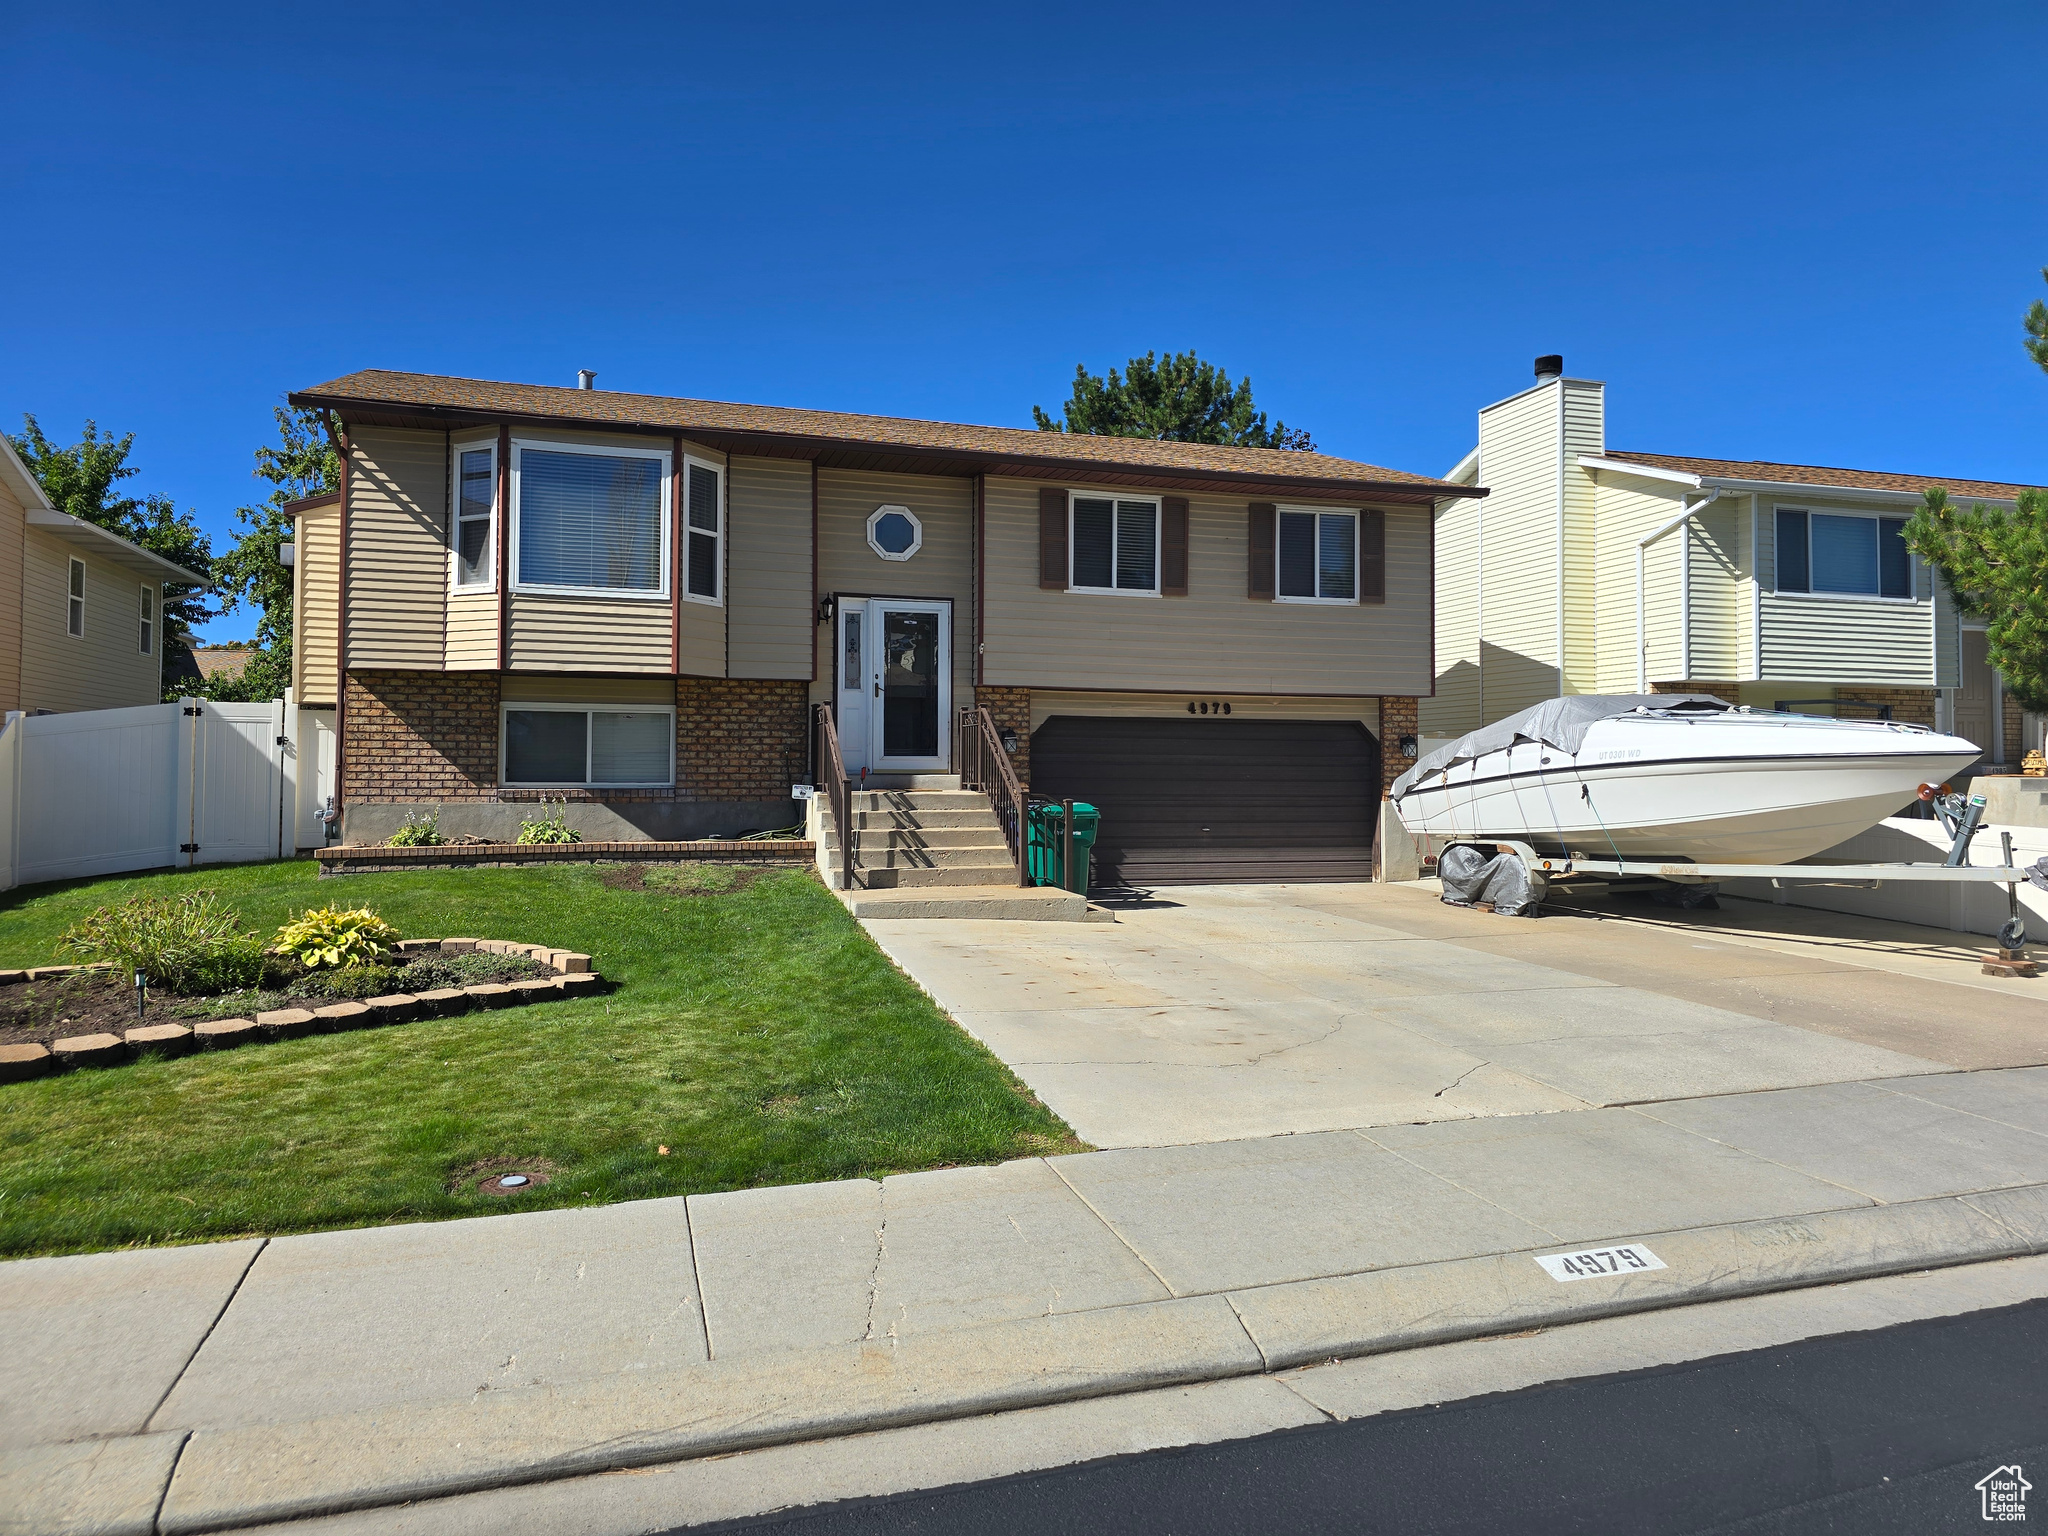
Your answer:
[1027,799,1100,893]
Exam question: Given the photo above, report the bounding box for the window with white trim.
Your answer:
[1774,508,1913,599]
[1277,509,1358,602]
[1070,494,1160,594]
[512,440,670,596]
[66,559,84,637]
[684,458,721,603]
[138,584,155,655]
[452,441,496,589]
[501,705,676,787]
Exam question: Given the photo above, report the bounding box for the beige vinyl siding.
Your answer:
[501,675,672,704]
[1031,691,1380,735]
[507,593,676,673]
[1472,385,1562,712]
[1685,496,1745,680]
[1560,381,1603,694]
[1590,476,1687,690]
[20,534,159,711]
[1760,593,1933,684]
[726,456,812,680]
[1424,493,1482,735]
[293,505,340,704]
[811,467,974,705]
[982,477,1431,695]
[345,427,446,668]
[445,592,498,669]
[1758,497,1936,685]
[0,472,27,714]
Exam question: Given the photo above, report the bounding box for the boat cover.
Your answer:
[1391,693,1735,798]
[1436,843,1542,916]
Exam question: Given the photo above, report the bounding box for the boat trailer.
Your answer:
[1429,789,2041,966]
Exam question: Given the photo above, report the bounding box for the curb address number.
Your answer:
[1535,1244,1666,1282]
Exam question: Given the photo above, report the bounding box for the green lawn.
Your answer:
[0,861,1081,1258]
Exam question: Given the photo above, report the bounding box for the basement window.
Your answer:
[512,440,670,598]
[502,705,675,788]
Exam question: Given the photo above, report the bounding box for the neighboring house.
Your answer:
[192,645,253,684]
[1424,356,2045,766]
[287,369,1478,883]
[0,434,209,714]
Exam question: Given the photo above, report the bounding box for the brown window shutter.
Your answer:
[1039,486,1068,589]
[1360,509,1386,602]
[1161,497,1189,596]
[1247,503,1276,600]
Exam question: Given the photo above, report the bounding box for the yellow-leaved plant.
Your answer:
[272,907,401,970]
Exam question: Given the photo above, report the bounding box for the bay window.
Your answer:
[1071,494,1160,594]
[502,705,675,787]
[1775,508,1913,599]
[452,442,496,588]
[512,440,669,597]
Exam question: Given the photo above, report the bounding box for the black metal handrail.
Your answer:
[814,703,854,891]
[958,706,1029,887]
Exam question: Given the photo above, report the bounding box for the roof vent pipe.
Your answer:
[577,370,597,390]
[1534,354,1563,383]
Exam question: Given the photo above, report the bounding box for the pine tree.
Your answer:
[1033,351,1314,450]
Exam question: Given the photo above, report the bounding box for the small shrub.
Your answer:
[58,892,269,994]
[273,907,401,970]
[387,810,444,847]
[517,799,582,845]
[294,964,402,1000]
[390,952,555,990]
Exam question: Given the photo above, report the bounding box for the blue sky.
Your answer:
[5,1,2043,643]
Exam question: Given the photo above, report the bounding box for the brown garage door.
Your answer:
[1028,716,1380,887]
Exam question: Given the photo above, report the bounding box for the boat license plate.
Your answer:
[1534,1244,1666,1282]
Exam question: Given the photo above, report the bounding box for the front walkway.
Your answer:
[862,883,2048,1148]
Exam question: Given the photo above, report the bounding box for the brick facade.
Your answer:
[1651,680,1743,705]
[675,680,810,801]
[1378,695,1418,797]
[343,670,501,802]
[342,670,808,807]
[1835,686,1938,729]
[972,685,1034,788]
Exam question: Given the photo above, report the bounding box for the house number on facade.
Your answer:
[1186,701,1233,715]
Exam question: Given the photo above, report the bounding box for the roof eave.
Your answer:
[289,389,1485,502]
[25,508,212,586]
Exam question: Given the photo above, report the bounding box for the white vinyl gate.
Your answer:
[0,696,328,890]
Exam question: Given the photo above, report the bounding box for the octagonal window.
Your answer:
[867,505,922,562]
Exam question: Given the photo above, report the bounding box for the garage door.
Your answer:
[1028,716,1380,887]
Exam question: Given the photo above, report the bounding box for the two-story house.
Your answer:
[287,370,1478,886]
[1424,356,2044,765]
[0,435,208,714]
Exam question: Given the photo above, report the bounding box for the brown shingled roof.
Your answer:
[289,370,1478,500]
[1601,450,2042,503]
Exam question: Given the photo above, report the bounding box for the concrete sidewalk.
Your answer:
[14,1066,2048,1533]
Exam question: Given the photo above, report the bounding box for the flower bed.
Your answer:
[314,840,814,877]
[0,939,605,1083]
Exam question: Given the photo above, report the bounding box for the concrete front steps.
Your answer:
[808,787,1097,921]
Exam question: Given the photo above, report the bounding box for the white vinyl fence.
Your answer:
[0,693,335,891]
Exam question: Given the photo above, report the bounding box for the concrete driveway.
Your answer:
[863,884,2048,1149]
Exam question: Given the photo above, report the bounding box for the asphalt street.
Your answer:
[685,1298,2048,1535]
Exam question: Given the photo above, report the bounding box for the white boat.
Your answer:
[1391,694,1983,866]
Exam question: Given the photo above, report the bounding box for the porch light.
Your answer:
[1398,734,1418,758]
[999,728,1019,753]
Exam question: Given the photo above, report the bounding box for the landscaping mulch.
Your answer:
[0,954,557,1051]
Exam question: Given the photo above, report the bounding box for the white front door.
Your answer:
[835,598,950,774]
